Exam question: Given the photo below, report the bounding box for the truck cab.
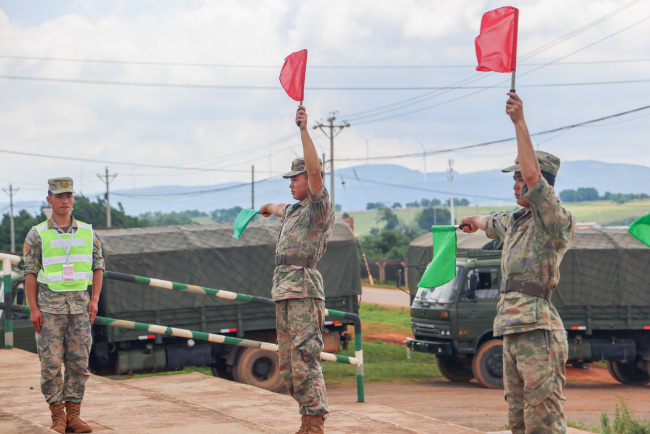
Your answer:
[407,251,504,387]
[406,228,650,389]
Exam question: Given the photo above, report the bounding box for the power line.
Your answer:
[3,73,649,91]
[339,2,649,125]
[3,53,650,68]
[344,175,511,201]
[337,103,650,162]
[111,174,282,198]
[0,148,252,172]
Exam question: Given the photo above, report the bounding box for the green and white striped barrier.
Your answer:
[0,257,365,402]
[104,271,365,402]
[0,303,360,367]
[0,252,22,349]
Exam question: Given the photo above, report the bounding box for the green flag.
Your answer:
[417,225,457,288]
[629,213,650,248]
[233,209,260,239]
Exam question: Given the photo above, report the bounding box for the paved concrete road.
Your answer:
[361,286,411,308]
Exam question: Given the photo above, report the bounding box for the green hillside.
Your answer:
[339,199,650,238]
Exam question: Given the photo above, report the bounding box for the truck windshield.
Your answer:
[414,266,463,305]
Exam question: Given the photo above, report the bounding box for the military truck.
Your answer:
[405,228,650,389]
[1,219,361,392]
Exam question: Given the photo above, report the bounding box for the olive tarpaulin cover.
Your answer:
[96,219,361,342]
[407,228,650,307]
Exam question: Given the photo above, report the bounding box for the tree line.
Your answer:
[366,197,470,210]
[0,197,268,252]
[559,188,649,204]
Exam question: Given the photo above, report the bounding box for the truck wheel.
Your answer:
[436,356,474,382]
[607,360,650,385]
[210,356,234,381]
[472,339,504,389]
[232,347,285,393]
[605,361,623,384]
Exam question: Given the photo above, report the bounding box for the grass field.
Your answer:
[108,304,438,385]
[340,199,650,237]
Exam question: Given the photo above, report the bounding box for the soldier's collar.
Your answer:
[512,208,529,220]
[48,215,78,231]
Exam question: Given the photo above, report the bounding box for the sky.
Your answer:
[1,0,649,208]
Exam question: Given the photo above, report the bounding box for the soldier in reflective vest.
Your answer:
[24,177,105,434]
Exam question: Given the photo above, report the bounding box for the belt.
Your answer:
[500,278,553,301]
[274,255,317,269]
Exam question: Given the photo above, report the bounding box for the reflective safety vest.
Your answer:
[35,220,94,291]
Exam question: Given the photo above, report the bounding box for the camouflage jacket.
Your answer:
[23,216,105,314]
[272,186,334,301]
[485,177,576,336]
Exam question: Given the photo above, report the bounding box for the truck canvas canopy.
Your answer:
[408,228,650,307]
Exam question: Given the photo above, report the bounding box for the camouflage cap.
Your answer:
[48,177,75,194]
[282,158,323,179]
[501,150,561,177]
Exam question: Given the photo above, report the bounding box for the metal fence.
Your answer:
[0,252,365,402]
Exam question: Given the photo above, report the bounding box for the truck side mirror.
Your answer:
[396,269,402,289]
[466,273,477,300]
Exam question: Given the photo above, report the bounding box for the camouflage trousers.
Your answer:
[276,298,329,417]
[503,329,568,434]
[35,312,92,405]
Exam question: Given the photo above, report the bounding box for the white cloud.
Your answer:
[0,0,648,208]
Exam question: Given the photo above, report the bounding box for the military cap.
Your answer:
[282,158,323,179]
[48,177,75,194]
[501,150,561,177]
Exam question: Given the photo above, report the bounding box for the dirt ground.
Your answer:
[336,329,650,432]
[328,367,650,432]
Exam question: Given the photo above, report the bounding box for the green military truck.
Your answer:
[1,219,361,392]
[405,228,650,389]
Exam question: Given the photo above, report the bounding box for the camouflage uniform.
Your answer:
[273,159,334,417]
[484,151,575,434]
[24,216,105,405]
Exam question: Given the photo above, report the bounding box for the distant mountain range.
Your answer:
[4,160,650,216]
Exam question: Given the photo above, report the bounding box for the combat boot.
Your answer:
[49,403,67,434]
[65,402,92,433]
[303,415,325,433]
[294,414,308,433]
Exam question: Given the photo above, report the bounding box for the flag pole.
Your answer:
[297,100,303,127]
[510,71,516,93]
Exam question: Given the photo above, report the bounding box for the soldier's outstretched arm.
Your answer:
[506,93,541,189]
[260,203,285,218]
[296,105,324,194]
[460,215,487,233]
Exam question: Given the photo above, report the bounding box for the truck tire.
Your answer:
[605,361,624,384]
[232,347,285,392]
[472,339,504,389]
[436,356,474,382]
[607,360,650,385]
[210,356,234,381]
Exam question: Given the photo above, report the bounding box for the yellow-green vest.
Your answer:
[35,220,93,291]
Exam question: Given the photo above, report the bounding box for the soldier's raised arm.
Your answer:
[506,93,541,190]
[296,105,323,194]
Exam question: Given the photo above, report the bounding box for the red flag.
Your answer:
[475,7,519,73]
[279,49,308,102]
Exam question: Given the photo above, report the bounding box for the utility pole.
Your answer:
[418,139,427,182]
[251,165,255,210]
[97,167,117,227]
[313,112,350,212]
[2,184,19,253]
[448,159,455,225]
